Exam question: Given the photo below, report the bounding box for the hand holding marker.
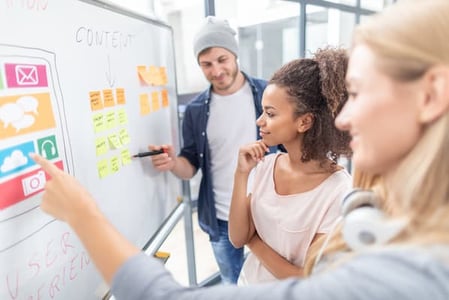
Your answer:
[132,148,167,158]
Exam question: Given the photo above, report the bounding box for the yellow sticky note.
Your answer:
[152,91,160,111]
[95,137,109,156]
[121,149,132,165]
[106,111,117,129]
[108,133,122,149]
[116,88,126,105]
[97,159,109,178]
[117,108,128,125]
[119,128,130,145]
[110,156,120,173]
[140,94,150,115]
[93,113,105,133]
[89,91,103,111]
[103,89,115,107]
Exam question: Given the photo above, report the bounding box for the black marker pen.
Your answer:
[132,149,166,158]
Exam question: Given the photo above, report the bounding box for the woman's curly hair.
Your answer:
[268,47,352,164]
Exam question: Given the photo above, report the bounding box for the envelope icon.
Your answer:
[15,65,38,85]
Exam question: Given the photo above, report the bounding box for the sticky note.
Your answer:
[110,156,120,173]
[159,67,168,85]
[140,94,150,115]
[93,113,105,133]
[97,159,109,178]
[108,133,122,149]
[149,66,158,84]
[95,137,109,156]
[89,91,103,111]
[152,91,160,111]
[117,108,128,125]
[137,65,153,86]
[119,128,130,145]
[161,89,169,107]
[116,88,126,105]
[105,111,116,129]
[121,149,132,165]
[103,89,115,107]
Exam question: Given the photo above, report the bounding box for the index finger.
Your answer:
[29,153,62,178]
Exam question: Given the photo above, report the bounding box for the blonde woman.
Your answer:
[31,0,449,298]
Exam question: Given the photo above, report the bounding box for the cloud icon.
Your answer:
[0,103,24,128]
[0,150,28,173]
[0,96,38,131]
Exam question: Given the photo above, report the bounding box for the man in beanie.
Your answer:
[149,16,276,284]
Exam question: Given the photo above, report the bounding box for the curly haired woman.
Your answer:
[229,47,352,284]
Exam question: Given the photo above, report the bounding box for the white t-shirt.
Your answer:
[207,81,256,221]
[238,153,352,285]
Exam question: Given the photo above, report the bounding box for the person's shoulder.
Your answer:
[256,153,280,170]
[242,71,267,88]
[353,246,449,288]
[334,167,352,181]
[185,89,210,109]
[314,246,449,300]
[323,168,352,195]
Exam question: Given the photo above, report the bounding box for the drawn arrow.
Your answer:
[105,54,115,87]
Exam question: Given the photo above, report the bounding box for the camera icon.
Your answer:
[22,170,46,196]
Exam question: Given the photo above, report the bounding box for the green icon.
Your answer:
[37,135,59,160]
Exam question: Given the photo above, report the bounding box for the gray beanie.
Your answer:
[193,16,239,60]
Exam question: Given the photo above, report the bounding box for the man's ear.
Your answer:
[419,66,449,124]
[297,113,314,133]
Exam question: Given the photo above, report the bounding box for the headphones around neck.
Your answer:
[341,189,407,251]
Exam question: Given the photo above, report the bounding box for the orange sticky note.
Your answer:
[140,94,150,115]
[160,67,168,85]
[103,89,115,107]
[116,88,126,105]
[161,89,169,107]
[89,91,103,111]
[152,91,160,111]
[137,65,153,86]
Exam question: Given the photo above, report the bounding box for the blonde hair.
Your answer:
[353,0,449,242]
[304,0,449,275]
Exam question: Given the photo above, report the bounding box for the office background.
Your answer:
[105,0,396,287]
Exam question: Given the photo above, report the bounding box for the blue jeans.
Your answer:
[210,219,244,284]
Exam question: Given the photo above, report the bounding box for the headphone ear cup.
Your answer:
[341,189,406,251]
[343,206,386,251]
[341,189,379,216]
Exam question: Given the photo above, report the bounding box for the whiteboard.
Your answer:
[0,1,181,299]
